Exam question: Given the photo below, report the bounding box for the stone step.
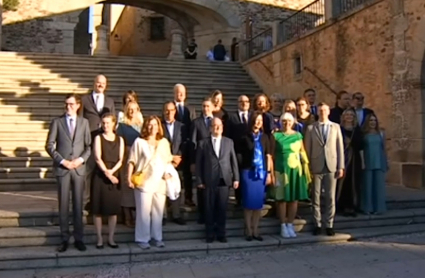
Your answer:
[0,167,53,179]
[1,208,424,248]
[0,148,49,158]
[1,223,425,270]
[0,157,51,168]
[0,178,56,191]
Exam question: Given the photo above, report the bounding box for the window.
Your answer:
[150,17,165,40]
[293,54,302,76]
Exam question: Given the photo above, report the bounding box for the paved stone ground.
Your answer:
[1,232,425,278]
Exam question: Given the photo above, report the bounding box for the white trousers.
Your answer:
[134,190,166,243]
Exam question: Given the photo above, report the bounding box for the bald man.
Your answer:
[195,117,239,243]
[81,74,116,210]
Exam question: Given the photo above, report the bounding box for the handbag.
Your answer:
[131,144,158,189]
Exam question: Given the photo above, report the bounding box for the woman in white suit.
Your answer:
[127,115,173,249]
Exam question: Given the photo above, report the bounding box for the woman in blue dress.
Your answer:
[361,113,388,214]
[236,111,273,241]
[116,101,144,227]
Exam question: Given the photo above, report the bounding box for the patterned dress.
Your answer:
[273,132,309,202]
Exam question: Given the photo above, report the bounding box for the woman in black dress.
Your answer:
[92,113,125,248]
[295,97,317,135]
[252,93,274,135]
[336,109,363,217]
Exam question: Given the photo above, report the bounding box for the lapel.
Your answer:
[201,116,209,134]
[60,115,72,141]
[219,138,224,159]
[73,117,84,141]
[314,122,325,145]
[172,121,179,143]
[361,109,366,125]
[88,93,100,115]
[162,122,172,142]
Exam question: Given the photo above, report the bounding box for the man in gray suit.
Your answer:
[45,93,91,252]
[195,117,239,243]
[304,102,344,236]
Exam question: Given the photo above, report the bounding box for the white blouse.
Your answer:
[128,138,172,194]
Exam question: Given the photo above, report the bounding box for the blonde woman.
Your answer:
[269,93,284,131]
[117,90,144,126]
[283,100,303,133]
[127,116,173,249]
[116,101,143,227]
[92,113,125,249]
[273,113,310,238]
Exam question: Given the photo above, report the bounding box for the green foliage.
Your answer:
[3,0,20,12]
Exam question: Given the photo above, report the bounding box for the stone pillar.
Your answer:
[93,25,109,55]
[272,20,279,46]
[167,29,184,60]
[0,0,3,51]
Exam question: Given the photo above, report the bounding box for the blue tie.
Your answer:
[206,117,212,129]
[321,124,327,142]
[178,104,184,117]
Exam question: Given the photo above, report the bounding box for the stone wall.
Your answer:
[110,7,173,57]
[243,0,425,189]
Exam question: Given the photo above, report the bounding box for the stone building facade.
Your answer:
[243,0,425,189]
[1,0,316,55]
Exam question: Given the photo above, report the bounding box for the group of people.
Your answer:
[45,75,388,253]
[185,38,239,62]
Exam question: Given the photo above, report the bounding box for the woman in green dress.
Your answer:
[273,112,310,238]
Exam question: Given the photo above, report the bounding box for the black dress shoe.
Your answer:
[206,237,214,243]
[253,235,263,241]
[108,242,119,249]
[326,228,335,236]
[96,244,104,249]
[217,237,227,243]
[173,218,186,225]
[312,227,322,236]
[74,241,87,251]
[57,241,68,252]
[246,236,253,241]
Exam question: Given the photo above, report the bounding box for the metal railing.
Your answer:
[244,28,273,61]
[277,0,325,45]
[335,0,372,16]
[244,0,325,60]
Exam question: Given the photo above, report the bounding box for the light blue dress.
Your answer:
[361,133,387,213]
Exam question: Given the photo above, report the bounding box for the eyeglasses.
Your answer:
[355,97,364,100]
[239,100,250,103]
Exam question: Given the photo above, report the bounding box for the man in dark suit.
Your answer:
[173,83,197,207]
[225,94,250,206]
[162,101,186,225]
[45,93,91,252]
[190,98,214,224]
[304,88,318,116]
[352,92,374,127]
[81,74,115,209]
[329,90,351,124]
[196,117,239,243]
[213,39,227,61]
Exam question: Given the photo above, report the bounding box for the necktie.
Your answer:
[206,117,212,129]
[242,113,247,124]
[95,95,100,112]
[321,124,327,142]
[178,104,184,117]
[69,118,75,138]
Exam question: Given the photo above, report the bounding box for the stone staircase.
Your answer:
[0,52,261,192]
[0,189,425,270]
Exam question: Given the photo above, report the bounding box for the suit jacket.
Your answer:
[190,116,212,163]
[175,102,196,136]
[356,107,374,126]
[195,136,239,188]
[236,132,273,170]
[81,92,116,137]
[162,120,186,157]
[225,111,250,144]
[45,115,91,177]
[304,121,345,174]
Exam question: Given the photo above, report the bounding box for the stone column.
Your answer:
[167,29,184,60]
[0,0,3,51]
[93,25,109,55]
[325,0,341,20]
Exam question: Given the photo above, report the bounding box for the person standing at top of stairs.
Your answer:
[81,75,116,211]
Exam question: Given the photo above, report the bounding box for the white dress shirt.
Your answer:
[238,110,248,123]
[166,121,175,141]
[92,91,105,112]
[211,136,222,157]
[60,114,84,165]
